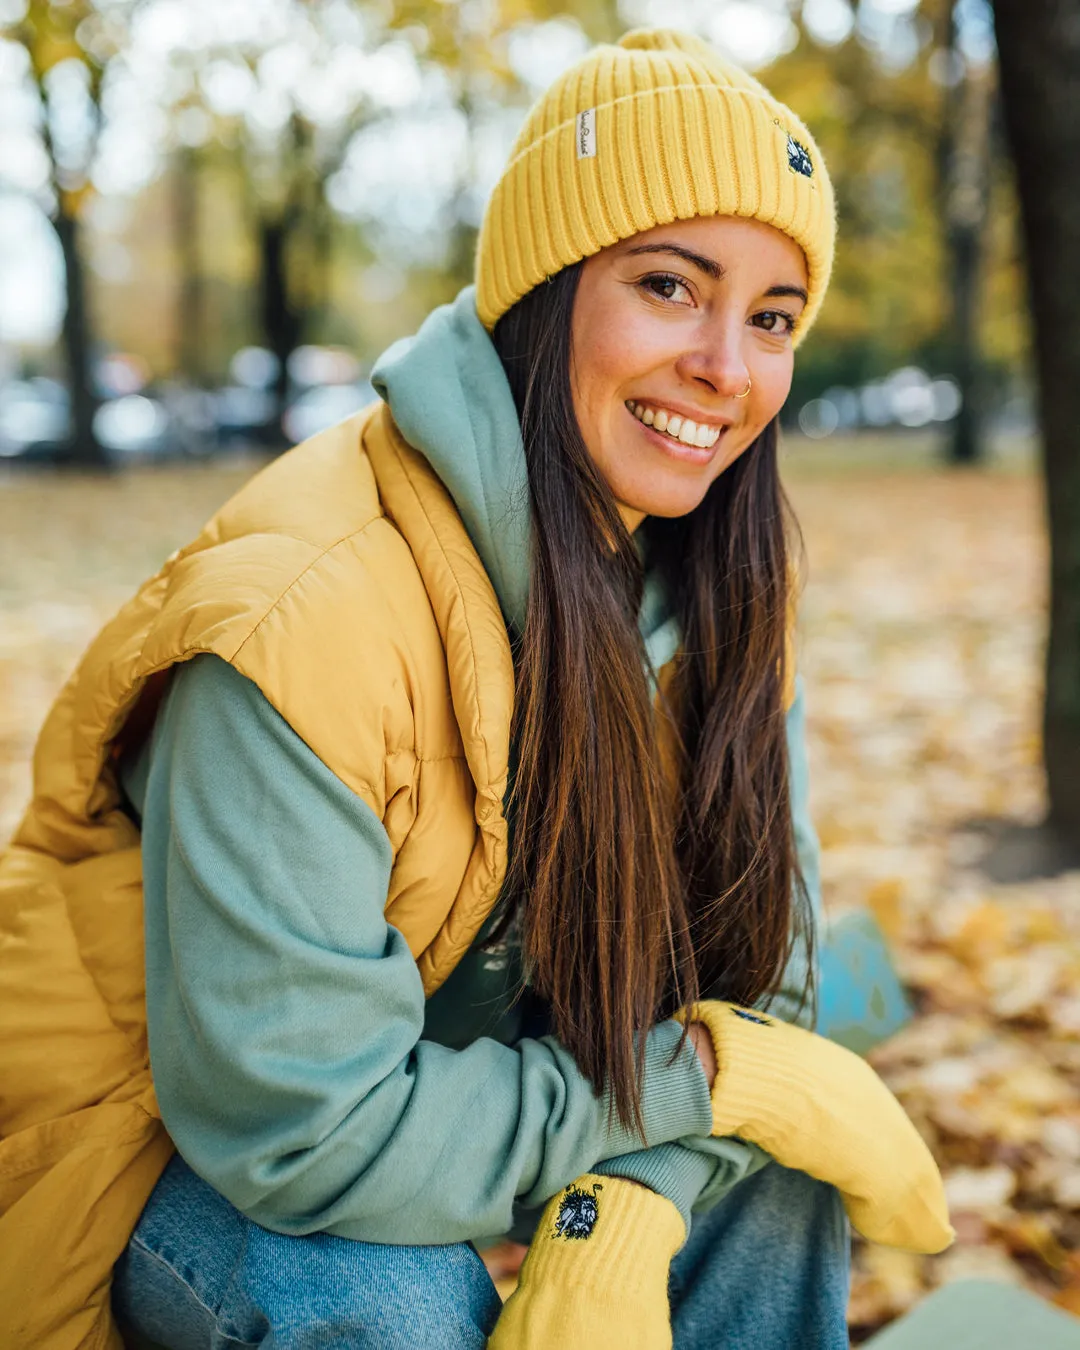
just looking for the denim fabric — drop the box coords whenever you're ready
[114,1155,850,1349]
[669,1159,851,1350]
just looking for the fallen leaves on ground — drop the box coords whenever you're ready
[1,447,1077,1339]
[786,454,1080,1339]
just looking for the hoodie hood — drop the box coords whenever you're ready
[372,286,531,636]
[371,285,681,676]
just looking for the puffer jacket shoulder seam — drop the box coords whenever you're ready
[227,513,385,666]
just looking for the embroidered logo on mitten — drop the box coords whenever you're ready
[554,1182,602,1239]
[731,1008,772,1026]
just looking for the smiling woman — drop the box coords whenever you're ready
[0,25,953,1350]
[571,218,809,528]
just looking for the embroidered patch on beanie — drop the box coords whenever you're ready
[731,1008,773,1026]
[787,134,814,178]
[554,1181,603,1239]
[774,118,814,179]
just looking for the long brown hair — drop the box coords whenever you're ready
[492,262,814,1130]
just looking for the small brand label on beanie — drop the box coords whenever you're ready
[576,108,596,159]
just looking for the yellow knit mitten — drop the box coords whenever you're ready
[487,1175,683,1350]
[684,1001,954,1254]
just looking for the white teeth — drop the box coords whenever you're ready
[628,401,722,450]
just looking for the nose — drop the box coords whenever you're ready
[675,318,750,400]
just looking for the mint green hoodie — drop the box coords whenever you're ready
[126,288,819,1244]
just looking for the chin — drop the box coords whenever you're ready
[616,479,712,523]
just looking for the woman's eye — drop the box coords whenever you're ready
[641,273,692,304]
[753,310,796,336]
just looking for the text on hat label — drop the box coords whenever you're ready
[576,108,597,159]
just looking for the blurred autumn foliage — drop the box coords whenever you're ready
[786,450,1080,1337]
[1,0,1028,454]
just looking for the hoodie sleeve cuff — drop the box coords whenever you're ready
[629,1018,715,1148]
[594,1144,716,1237]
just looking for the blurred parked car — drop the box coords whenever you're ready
[0,379,71,461]
[92,394,173,461]
[212,385,279,446]
[797,367,966,439]
[286,345,362,389]
[217,345,374,447]
[210,346,282,447]
[283,381,375,445]
[1,345,379,464]
[0,378,209,465]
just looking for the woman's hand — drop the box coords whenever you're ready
[487,1175,683,1350]
[687,1020,717,1087]
[683,1001,954,1255]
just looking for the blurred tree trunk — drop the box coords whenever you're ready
[20,0,108,468]
[53,204,103,467]
[307,195,334,336]
[939,3,995,465]
[254,115,311,444]
[257,210,303,441]
[174,146,206,386]
[992,0,1080,836]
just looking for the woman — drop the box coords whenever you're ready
[0,28,951,1350]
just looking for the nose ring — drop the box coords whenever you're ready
[734,378,752,400]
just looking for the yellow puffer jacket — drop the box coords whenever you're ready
[0,403,518,1349]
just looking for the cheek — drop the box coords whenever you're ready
[748,358,794,426]
[571,338,632,462]
[571,311,614,433]
[574,335,622,423]
[716,357,791,475]
[572,296,668,427]
[576,312,637,404]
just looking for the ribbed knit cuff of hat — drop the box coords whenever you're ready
[475,28,836,341]
[487,1175,684,1350]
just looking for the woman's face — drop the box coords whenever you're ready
[569,215,809,533]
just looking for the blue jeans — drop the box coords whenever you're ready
[113,1155,850,1349]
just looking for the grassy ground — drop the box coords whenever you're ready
[1,433,1077,1337]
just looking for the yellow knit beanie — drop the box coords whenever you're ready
[475,28,835,346]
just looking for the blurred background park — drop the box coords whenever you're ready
[1,0,1079,1341]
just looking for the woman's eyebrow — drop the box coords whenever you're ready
[624,242,723,279]
[765,284,809,306]
[624,244,809,307]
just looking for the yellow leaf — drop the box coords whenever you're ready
[947,902,1011,965]
[866,877,904,942]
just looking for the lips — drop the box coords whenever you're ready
[625,400,722,449]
